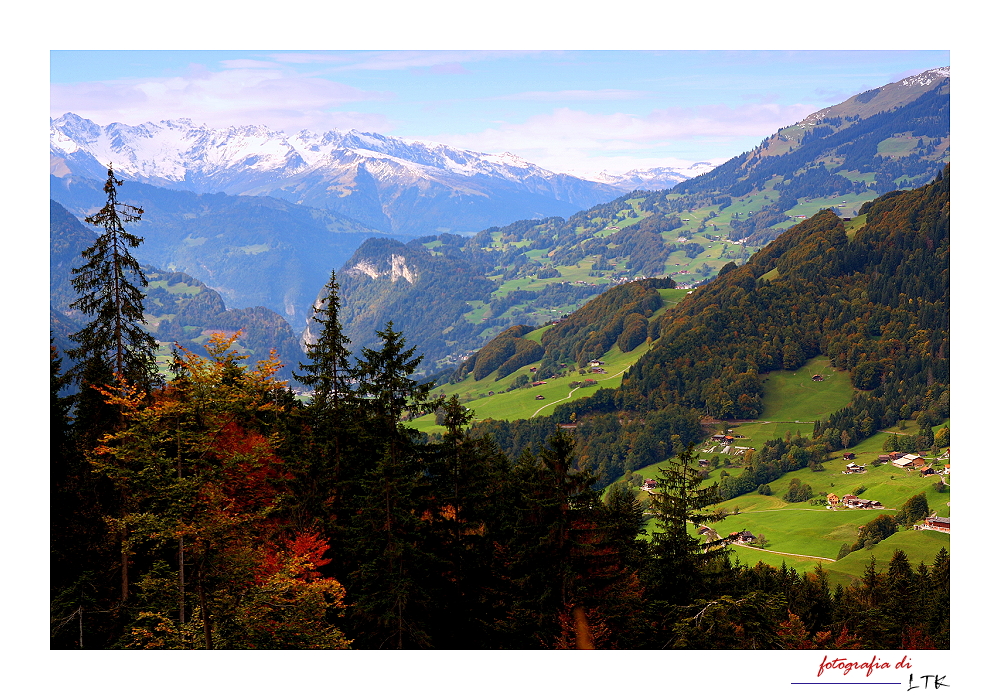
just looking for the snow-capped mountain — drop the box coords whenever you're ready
[583,163,721,192]
[51,114,682,237]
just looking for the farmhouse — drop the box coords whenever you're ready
[730,530,757,545]
[841,494,883,509]
[920,465,936,477]
[842,452,856,460]
[827,493,840,506]
[812,374,824,381]
[920,516,950,532]
[892,453,926,469]
[534,395,545,400]
[857,499,883,509]
[843,463,866,474]
[642,479,657,492]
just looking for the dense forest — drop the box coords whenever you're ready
[469,169,948,490]
[51,169,948,650]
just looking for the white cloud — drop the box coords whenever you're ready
[420,101,817,172]
[278,50,541,72]
[50,66,395,133]
[496,89,649,101]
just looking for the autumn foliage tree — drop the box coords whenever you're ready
[52,171,951,651]
[90,333,351,649]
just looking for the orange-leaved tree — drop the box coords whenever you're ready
[92,333,350,649]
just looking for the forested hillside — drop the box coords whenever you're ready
[328,69,949,374]
[52,166,948,650]
[469,170,949,491]
[315,237,500,366]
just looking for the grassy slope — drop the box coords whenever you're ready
[603,355,949,586]
[713,391,951,585]
[461,196,764,333]
[412,340,647,433]
[410,288,691,433]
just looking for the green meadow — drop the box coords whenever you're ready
[758,356,855,422]
[410,288,691,433]
[409,341,649,433]
[606,353,949,585]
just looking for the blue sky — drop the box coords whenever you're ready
[50,49,948,176]
[14,0,990,692]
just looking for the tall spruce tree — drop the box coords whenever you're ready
[292,269,356,530]
[646,446,730,605]
[295,269,354,416]
[343,322,442,648]
[67,165,158,429]
[64,166,160,605]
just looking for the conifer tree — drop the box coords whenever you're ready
[646,446,730,605]
[342,322,442,648]
[355,320,433,431]
[67,165,158,430]
[295,269,354,416]
[291,269,356,530]
[61,166,158,606]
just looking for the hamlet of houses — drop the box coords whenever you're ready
[702,432,753,457]
[827,493,884,509]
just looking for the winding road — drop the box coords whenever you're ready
[530,366,630,418]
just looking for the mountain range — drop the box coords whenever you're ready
[51,67,949,379]
[50,114,679,238]
[314,67,949,374]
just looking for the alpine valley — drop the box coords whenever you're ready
[307,67,950,374]
[50,68,950,377]
[51,64,950,652]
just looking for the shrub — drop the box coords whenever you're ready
[784,478,814,503]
